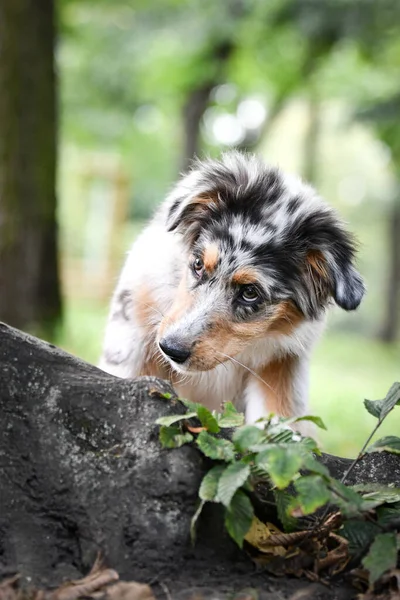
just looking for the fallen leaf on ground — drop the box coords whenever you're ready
[99,582,155,600]
[0,559,155,600]
[245,517,286,555]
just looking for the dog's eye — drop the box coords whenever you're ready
[239,285,260,304]
[192,257,204,278]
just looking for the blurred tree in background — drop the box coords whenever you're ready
[0,0,62,338]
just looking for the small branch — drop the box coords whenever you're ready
[313,406,393,532]
[340,419,383,485]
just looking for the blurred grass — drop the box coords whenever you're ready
[58,299,400,459]
[309,333,400,457]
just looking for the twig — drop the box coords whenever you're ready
[313,388,400,532]
[340,419,383,485]
[159,582,172,600]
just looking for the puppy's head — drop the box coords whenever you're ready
[158,152,365,372]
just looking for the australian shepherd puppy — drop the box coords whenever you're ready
[98,152,365,426]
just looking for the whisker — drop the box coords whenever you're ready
[216,350,274,393]
[134,300,166,320]
[174,372,191,386]
[214,356,228,372]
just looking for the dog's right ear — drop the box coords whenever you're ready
[166,192,219,245]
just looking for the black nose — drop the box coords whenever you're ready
[159,339,191,364]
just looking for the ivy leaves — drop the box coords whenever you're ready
[156,382,400,590]
[364,382,400,421]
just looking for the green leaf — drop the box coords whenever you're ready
[233,425,265,452]
[302,454,330,479]
[367,435,400,455]
[199,465,226,501]
[224,490,254,548]
[293,475,331,515]
[380,381,400,416]
[364,398,384,419]
[179,398,203,413]
[156,412,197,426]
[329,480,365,517]
[294,415,327,430]
[218,402,245,428]
[256,444,304,489]
[300,437,321,455]
[364,382,400,421]
[217,462,251,507]
[158,392,173,400]
[351,483,400,506]
[340,520,381,556]
[190,499,205,544]
[196,405,220,433]
[196,431,236,461]
[159,425,193,448]
[362,532,398,584]
[274,489,298,532]
[267,428,297,444]
[376,502,400,527]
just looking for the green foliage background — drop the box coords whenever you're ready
[56,0,400,458]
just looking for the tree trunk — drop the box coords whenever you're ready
[181,82,215,171]
[379,196,400,342]
[302,92,321,185]
[0,0,62,339]
[236,97,285,154]
[180,40,236,173]
[1,322,400,597]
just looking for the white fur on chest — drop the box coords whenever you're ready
[173,360,245,412]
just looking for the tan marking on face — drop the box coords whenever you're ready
[188,301,303,371]
[186,318,267,371]
[231,268,259,285]
[158,269,193,337]
[257,355,297,417]
[203,243,219,273]
[268,301,304,336]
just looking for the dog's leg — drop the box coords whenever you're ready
[98,284,147,378]
[98,245,164,379]
[244,354,312,434]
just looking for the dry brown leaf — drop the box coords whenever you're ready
[245,518,286,556]
[321,511,342,532]
[0,576,19,600]
[49,568,119,600]
[253,547,313,577]
[357,568,400,600]
[185,426,206,434]
[265,530,316,548]
[247,511,351,583]
[315,534,349,575]
[231,590,258,600]
[100,582,155,600]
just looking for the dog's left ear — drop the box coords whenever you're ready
[305,232,365,312]
[166,192,220,245]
